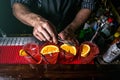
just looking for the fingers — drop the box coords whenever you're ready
[38,28,52,41]
[58,30,79,45]
[58,31,66,40]
[33,20,57,43]
[58,31,71,40]
[42,21,58,43]
[33,28,46,41]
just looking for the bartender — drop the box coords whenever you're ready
[10,0,95,44]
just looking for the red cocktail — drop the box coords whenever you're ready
[22,43,42,64]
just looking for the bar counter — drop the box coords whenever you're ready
[0,37,120,79]
[0,64,120,79]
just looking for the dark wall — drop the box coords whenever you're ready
[0,0,32,36]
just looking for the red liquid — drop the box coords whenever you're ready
[22,43,42,64]
[42,53,59,64]
[79,41,99,64]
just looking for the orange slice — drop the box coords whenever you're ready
[40,45,60,55]
[19,49,28,56]
[60,43,77,55]
[81,44,90,57]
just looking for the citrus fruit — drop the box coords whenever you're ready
[19,49,28,56]
[81,44,90,57]
[60,43,77,55]
[40,45,60,55]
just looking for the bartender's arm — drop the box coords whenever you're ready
[12,3,58,43]
[59,8,92,41]
[11,0,95,44]
[59,0,94,41]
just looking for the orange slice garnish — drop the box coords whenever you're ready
[19,49,28,56]
[60,43,77,55]
[81,44,90,57]
[40,45,59,55]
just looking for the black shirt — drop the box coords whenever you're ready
[10,0,95,32]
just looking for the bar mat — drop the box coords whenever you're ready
[0,46,28,64]
[0,46,94,64]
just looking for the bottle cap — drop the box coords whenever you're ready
[107,18,113,23]
[114,32,120,38]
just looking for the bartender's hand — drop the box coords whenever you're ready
[33,17,58,44]
[12,3,58,44]
[58,26,79,45]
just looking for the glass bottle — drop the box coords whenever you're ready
[102,41,120,63]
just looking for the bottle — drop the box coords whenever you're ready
[101,17,113,38]
[102,41,120,63]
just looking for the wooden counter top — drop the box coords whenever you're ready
[0,64,120,79]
